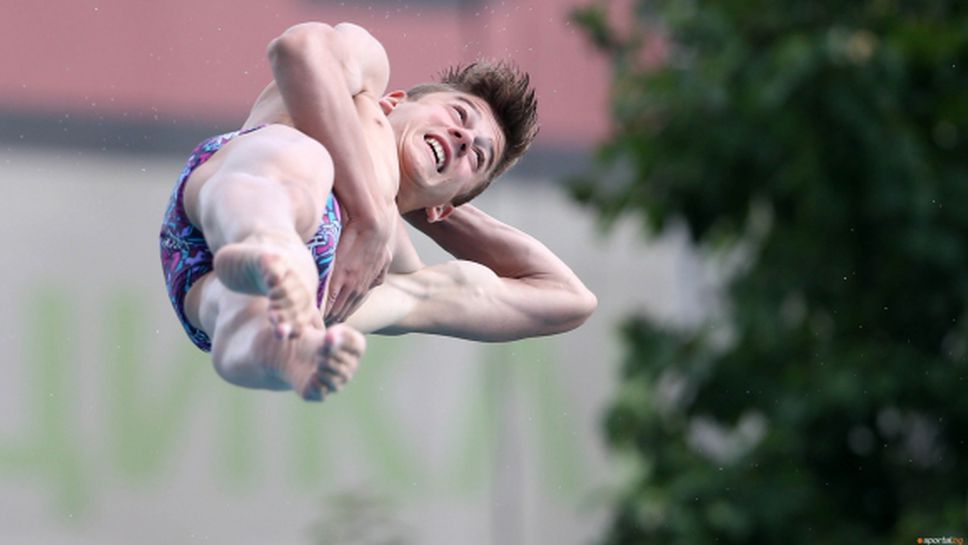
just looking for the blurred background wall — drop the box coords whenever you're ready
[0,0,618,156]
[0,1,699,544]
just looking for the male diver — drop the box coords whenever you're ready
[160,22,596,401]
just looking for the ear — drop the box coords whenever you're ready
[424,203,455,223]
[379,90,407,115]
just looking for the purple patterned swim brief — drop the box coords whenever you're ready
[159,126,341,352]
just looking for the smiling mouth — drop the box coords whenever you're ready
[425,135,446,172]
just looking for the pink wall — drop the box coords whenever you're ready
[1,0,611,148]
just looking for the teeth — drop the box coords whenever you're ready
[427,137,444,170]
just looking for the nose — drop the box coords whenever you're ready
[449,127,471,157]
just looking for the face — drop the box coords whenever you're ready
[384,90,506,216]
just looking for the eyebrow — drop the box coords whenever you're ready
[456,96,497,172]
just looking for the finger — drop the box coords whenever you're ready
[371,259,389,288]
[333,289,365,324]
[371,267,388,289]
[325,285,345,322]
[338,288,367,322]
[331,284,356,322]
[379,250,391,284]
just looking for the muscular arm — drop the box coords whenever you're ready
[264,22,396,320]
[346,205,597,341]
[266,22,390,200]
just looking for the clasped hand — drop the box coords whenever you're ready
[325,212,393,324]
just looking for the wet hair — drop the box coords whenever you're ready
[407,60,539,206]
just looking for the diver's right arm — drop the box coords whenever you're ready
[258,22,396,322]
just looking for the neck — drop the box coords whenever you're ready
[394,192,423,215]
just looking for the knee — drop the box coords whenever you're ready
[272,126,334,192]
[301,136,334,188]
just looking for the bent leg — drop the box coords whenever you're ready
[189,273,365,400]
[189,124,335,252]
[187,125,336,338]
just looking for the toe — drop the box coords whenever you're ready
[276,322,292,339]
[301,386,323,402]
[298,374,328,402]
[317,370,340,393]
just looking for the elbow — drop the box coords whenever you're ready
[547,285,597,335]
[267,22,334,63]
[570,287,598,328]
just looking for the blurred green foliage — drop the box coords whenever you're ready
[572,1,968,543]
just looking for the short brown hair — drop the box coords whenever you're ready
[407,60,539,206]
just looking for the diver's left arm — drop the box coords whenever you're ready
[345,206,597,341]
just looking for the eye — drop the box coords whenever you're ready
[474,148,485,170]
[454,105,467,124]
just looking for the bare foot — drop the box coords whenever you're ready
[258,323,365,401]
[214,240,321,339]
[296,324,366,402]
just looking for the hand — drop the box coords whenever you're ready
[325,216,392,324]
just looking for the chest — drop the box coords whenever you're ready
[353,94,400,196]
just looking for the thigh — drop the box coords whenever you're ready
[184,124,336,242]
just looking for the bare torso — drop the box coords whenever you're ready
[179,81,418,327]
[184,81,400,233]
